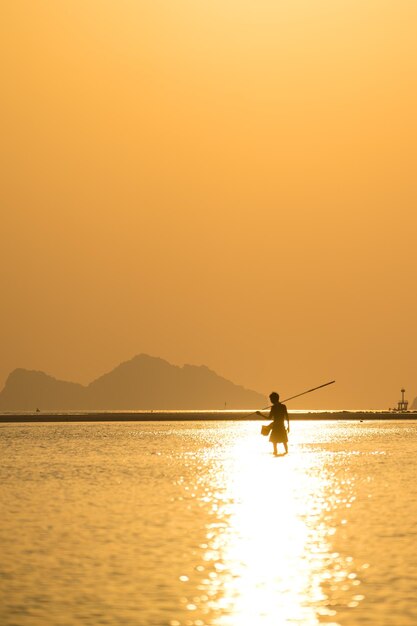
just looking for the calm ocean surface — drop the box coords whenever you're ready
[1,420,417,626]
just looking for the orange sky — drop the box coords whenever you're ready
[1,1,416,408]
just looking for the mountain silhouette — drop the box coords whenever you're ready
[0,354,265,411]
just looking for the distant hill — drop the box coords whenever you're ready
[0,354,265,411]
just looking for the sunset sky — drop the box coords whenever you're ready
[1,1,416,409]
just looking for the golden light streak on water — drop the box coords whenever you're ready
[193,427,362,625]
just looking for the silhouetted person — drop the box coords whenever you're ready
[258,392,290,456]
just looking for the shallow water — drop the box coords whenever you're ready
[1,420,416,626]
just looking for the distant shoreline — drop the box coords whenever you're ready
[1,410,417,423]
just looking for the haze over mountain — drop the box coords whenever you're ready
[0,354,265,411]
[2,3,417,412]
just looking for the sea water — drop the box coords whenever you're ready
[1,420,416,626]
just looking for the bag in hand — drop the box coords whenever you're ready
[261,423,273,436]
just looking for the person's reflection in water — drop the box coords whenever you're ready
[258,392,290,456]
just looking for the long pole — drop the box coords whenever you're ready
[243,380,336,418]
[281,380,336,403]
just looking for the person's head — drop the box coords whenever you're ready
[269,392,279,404]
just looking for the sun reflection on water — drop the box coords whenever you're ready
[188,428,363,626]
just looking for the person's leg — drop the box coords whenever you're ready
[283,441,288,454]
[273,442,278,455]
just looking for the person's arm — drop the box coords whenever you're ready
[256,408,272,419]
[285,405,290,432]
